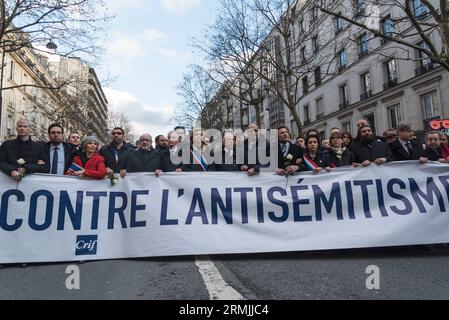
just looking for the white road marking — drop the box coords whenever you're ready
[195,256,245,300]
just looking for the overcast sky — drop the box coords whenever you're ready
[98,0,219,141]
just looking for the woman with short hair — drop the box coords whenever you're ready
[67,136,106,179]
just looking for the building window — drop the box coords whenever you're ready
[412,0,429,19]
[360,72,371,99]
[335,14,344,34]
[388,104,402,129]
[300,46,306,64]
[298,19,304,34]
[314,66,321,87]
[9,61,14,80]
[342,121,351,133]
[384,58,398,89]
[415,41,433,75]
[421,92,437,120]
[304,105,310,123]
[302,76,309,95]
[380,15,394,45]
[354,0,365,15]
[381,15,394,37]
[338,49,347,71]
[316,97,324,119]
[310,6,318,24]
[358,33,369,57]
[364,113,376,133]
[312,35,319,52]
[290,119,298,138]
[339,83,349,109]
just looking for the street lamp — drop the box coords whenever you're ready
[45,40,58,50]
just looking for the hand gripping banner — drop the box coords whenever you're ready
[1,161,449,263]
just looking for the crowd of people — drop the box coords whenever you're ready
[1,117,448,183]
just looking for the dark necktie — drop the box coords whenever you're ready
[406,142,412,156]
[51,147,59,174]
[281,143,288,157]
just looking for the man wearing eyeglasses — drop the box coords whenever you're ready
[100,127,135,175]
[45,123,76,175]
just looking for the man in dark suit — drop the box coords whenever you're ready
[120,134,162,177]
[45,123,76,175]
[276,126,303,175]
[0,118,49,180]
[100,127,135,175]
[162,131,183,172]
[216,131,240,171]
[389,122,427,162]
[351,125,394,166]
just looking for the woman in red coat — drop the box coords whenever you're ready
[67,136,106,179]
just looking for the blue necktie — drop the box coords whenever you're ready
[51,147,59,174]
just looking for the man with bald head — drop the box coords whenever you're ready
[120,134,163,177]
[0,118,49,180]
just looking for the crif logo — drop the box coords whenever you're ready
[75,235,98,256]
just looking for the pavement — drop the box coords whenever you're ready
[1,246,449,300]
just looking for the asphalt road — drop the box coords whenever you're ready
[1,246,449,300]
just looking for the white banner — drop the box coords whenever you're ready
[1,161,449,263]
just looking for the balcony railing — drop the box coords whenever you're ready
[415,62,434,76]
[339,101,350,110]
[358,50,369,59]
[338,64,347,73]
[303,119,310,126]
[360,90,372,101]
[383,78,398,90]
[316,112,324,120]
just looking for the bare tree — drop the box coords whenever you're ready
[175,64,222,130]
[318,0,449,72]
[194,0,269,127]
[193,0,337,136]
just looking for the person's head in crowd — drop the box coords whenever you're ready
[306,129,319,137]
[4,134,17,141]
[223,131,234,151]
[81,136,100,155]
[139,134,152,151]
[306,135,320,153]
[68,132,81,147]
[440,133,448,146]
[330,127,341,136]
[135,139,141,149]
[247,123,259,143]
[295,136,305,149]
[383,129,398,144]
[426,131,441,150]
[174,126,186,143]
[203,135,210,145]
[321,139,330,149]
[48,123,64,146]
[16,118,32,140]
[341,131,353,147]
[190,127,204,150]
[155,134,168,151]
[356,119,369,130]
[397,122,414,142]
[330,132,343,149]
[167,131,179,149]
[111,127,125,146]
[359,125,375,143]
[277,126,291,143]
